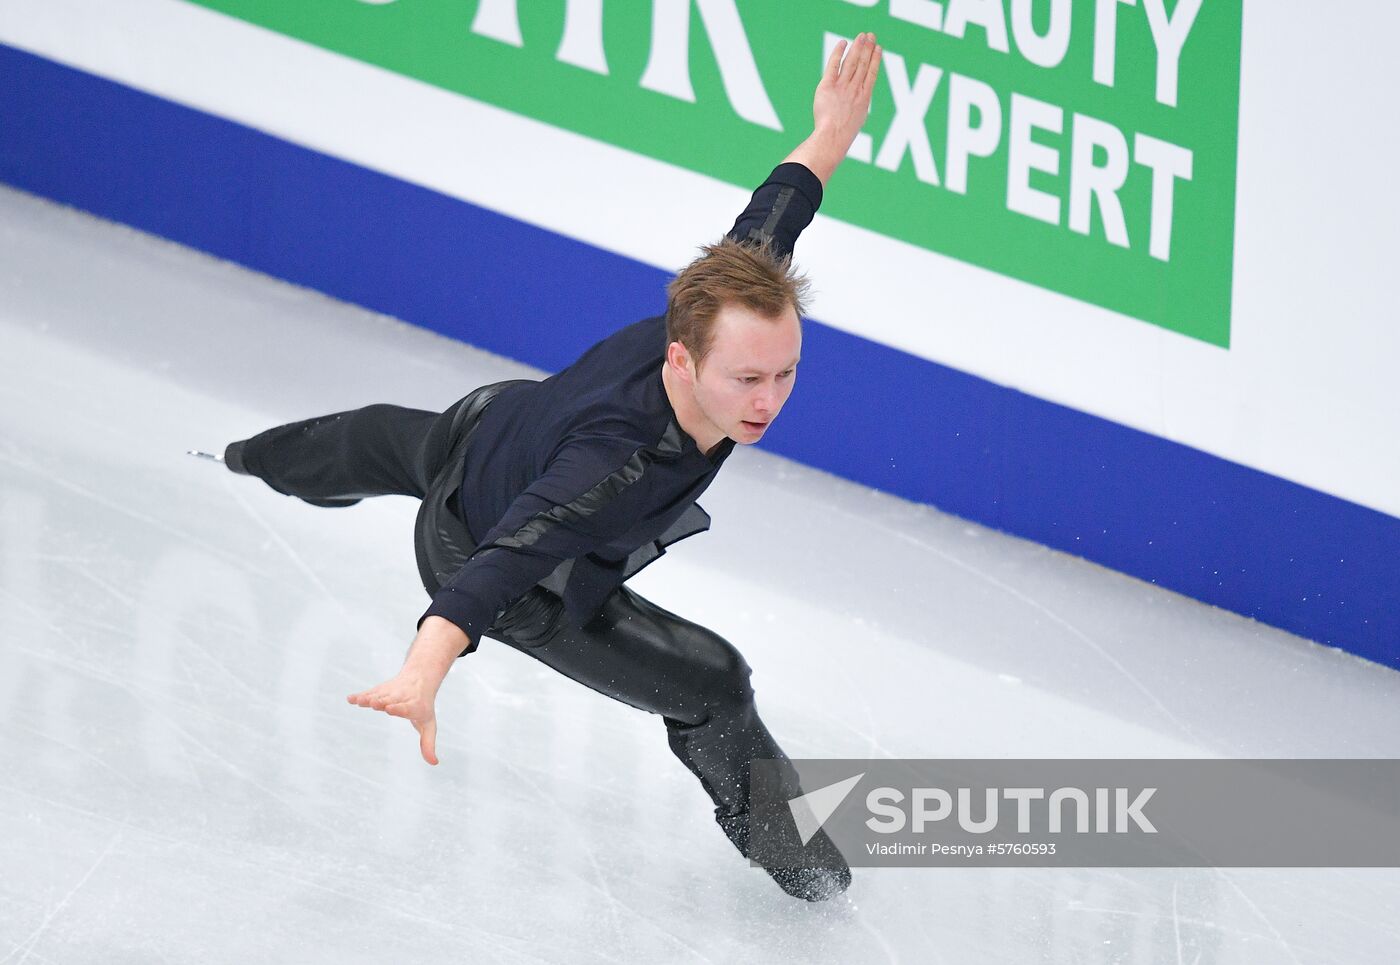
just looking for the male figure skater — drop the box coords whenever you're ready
[214,33,882,900]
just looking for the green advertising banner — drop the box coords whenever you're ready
[184,0,1241,346]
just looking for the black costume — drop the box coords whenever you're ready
[225,162,849,900]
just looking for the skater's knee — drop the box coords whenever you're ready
[690,631,756,709]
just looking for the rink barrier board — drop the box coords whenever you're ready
[2,44,1394,668]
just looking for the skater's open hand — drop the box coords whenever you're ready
[783,31,882,184]
[813,32,882,155]
[346,617,469,765]
[347,666,443,765]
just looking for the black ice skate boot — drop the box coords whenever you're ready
[716,809,852,902]
[212,441,362,508]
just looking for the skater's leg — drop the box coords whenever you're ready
[228,402,459,505]
[488,585,850,899]
[494,584,782,812]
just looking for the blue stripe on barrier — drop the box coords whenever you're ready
[2,43,1395,667]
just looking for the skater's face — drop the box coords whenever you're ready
[683,302,801,446]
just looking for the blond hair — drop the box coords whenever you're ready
[665,237,810,371]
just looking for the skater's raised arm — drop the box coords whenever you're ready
[725,32,881,260]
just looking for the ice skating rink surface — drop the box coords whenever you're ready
[3,185,1399,963]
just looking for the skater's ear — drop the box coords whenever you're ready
[665,339,699,383]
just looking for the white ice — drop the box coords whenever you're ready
[2,184,1399,964]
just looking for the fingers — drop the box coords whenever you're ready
[842,32,876,88]
[347,687,393,711]
[823,37,846,86]
[347,682,414,714]
[346,688,379,707]
[417,718,439,766]
[862,41,883,99]
[349,693,416,722]
[348,681,440,765]
[836,33,862,86]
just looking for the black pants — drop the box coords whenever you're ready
[230,394,796,824]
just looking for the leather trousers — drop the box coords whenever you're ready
[228,383,793,819]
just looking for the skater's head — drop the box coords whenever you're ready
[664,238,808,448]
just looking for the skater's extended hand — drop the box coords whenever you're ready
[347,616,469,766]
[784,31,882,185]
[814,31,882,154]
[347,668,442,764]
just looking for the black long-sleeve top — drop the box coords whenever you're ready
[420,162,824,649]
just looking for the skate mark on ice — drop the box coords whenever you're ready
[11,627,715,946]
[0,830,121,965]
[488,751,721,965]
[1065,898,1309,956]
[10,721,140,792]
[1172,880,1209,965]
[221,474,357,609]
[7,636,453,824]
[220,475,402,685]
[1210,870,1305,965]
[850,905,906,964]
[0,445,255,573]
[8,637,347,841]
[825,501,1202,744]
[0,587,63,633]
[69,565,139,610]
[0,781,541,956]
